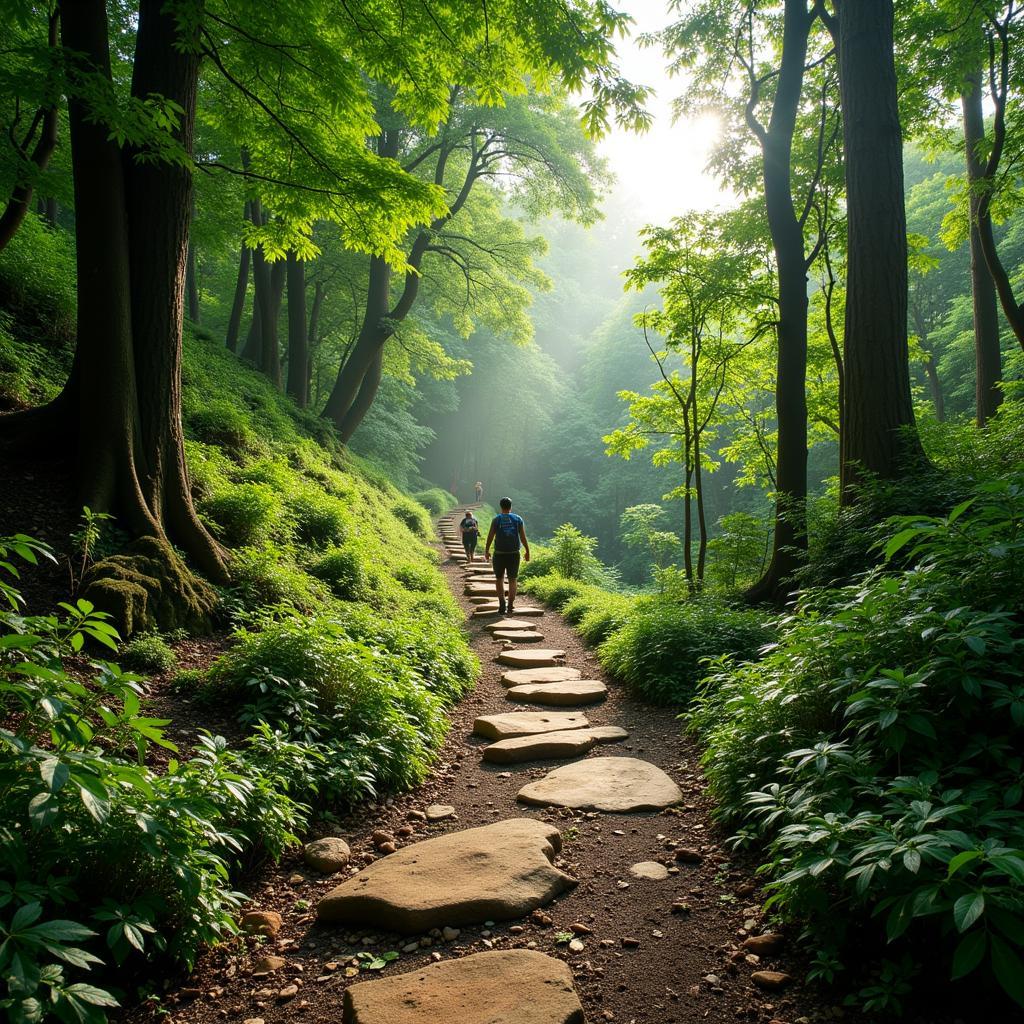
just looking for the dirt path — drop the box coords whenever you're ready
[138,528,825,1024]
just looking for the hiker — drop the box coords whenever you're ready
[459,509,480,562]
[474,480,483,502]
[484,496,530,614]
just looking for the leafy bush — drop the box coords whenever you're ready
[689,478,1024,1009]
[284,488,350,548]
[120,632,177,674]
[548,523,603,580]
[0,543,307,1023]
[204,614,459,790]
[391,497,431,537]
[561,587,636,644]
[412,487,457,515]
[521,572,586,609]
[392,562,437,593]
[201,483,282,548]
[598,596,771,705]
[309,546,371,602]
[187,399,254,457]
[228,544,327,613]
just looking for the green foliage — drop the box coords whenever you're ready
[411,487,457,515]
[559,587,635,645]
[547,523,608,583]
[521,572,586,610]
[200,484,282,548]
[0,548,308,1023]
[203,612,470,791]
[227,544,328,615]
[119,632,177,674]
[390,497,431,538]
[598,596,771,705]
[689,478,1024,1006]
[308,546,370,602]
[186,400,254,458]
[284,488,350,548]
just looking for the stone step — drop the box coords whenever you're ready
[485,618,539,632]
[473,711,589,740]
[482,725,628,765]
[506,680,607,706]
[317,819,574,932]
[500,666,581,687]
[497,648,566,667]
[517,757,683,813]
[473,605,543,617]
[341,949,585,1024]
[493,630,545,643]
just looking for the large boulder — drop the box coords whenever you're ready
[317,819,575,932]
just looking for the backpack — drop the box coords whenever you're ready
[493,513,522,553]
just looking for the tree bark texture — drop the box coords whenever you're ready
[286,251,308,407]
[743,0,811,603]
[225,201,250,352]
[836,0,924,499]
[0,0,226,585]
[962,70,1003,425]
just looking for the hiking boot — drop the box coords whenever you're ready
[498,599,507,614]
[507,601,515,615]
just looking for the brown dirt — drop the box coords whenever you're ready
[128,538,831,1024]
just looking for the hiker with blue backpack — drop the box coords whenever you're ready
[484,496,531,615]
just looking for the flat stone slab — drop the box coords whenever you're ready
[425,803,455,821]
[506,681,607,706]
[474,605,544,618]
[629,861,669,881]
[318,819,575,932]
[474,711,590,740]
[485,618,538,631]
[342,949,584,1024]
[497,648,566,667]
[493,630,545,643]
[501,667,582,687]
[517,757,683,813]
[482,726,628,765]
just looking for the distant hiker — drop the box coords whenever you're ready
[460,509,480,562]
[474,480,483,502]
[485,496,530,614]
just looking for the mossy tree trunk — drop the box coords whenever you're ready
[0,0,226,616]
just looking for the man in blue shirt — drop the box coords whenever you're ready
[484,496,530,615]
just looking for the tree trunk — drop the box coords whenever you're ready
[339,348,383,442]
[185,241,200,323]
[263,257,285,385]
[306,278,324,402]
[123,0,225,579]
[323,254,391,427]
[0,10,60,253]
[286,251,308,407]
[742,0,811,604]
[225,201,250,352]
[922,353,945,422]
[962,70,1003,425]
[837,0,925,500]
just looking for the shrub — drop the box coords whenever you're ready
[205,614,454,790]
[187,399,254,457]
[309,546,370,602]
[201,483,283,548]
[391,496,431,537]
[689,477,1024,1010]
[229,544,327,613]
[549,523,603,580]
[120,631,177,673]
[285,488,350,548]
[392,562,437,592]
[560,587,636,645]
[522,572,586,609]
[598,596,771,705]
[412,487,457,515]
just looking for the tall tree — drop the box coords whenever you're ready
[322,91,607,442]
[835,0,925,497]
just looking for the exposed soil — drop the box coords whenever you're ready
[126,533,833,1024]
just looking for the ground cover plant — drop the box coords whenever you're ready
[690,477,1024,1011]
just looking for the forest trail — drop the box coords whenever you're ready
[141,512,823,1024]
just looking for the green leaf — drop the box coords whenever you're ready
[10,902,43,931]
[950,930,986,980]
[40,758,69,793]
[64,984,120,1008]
[946,850,983,877]
[991,935,1024,1007]
[953,892,985,933]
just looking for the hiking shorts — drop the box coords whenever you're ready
[463,534,478,553]
[492,550,521,580]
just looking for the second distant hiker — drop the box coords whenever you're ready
[485,496,530,614]
[460,509,480,562]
